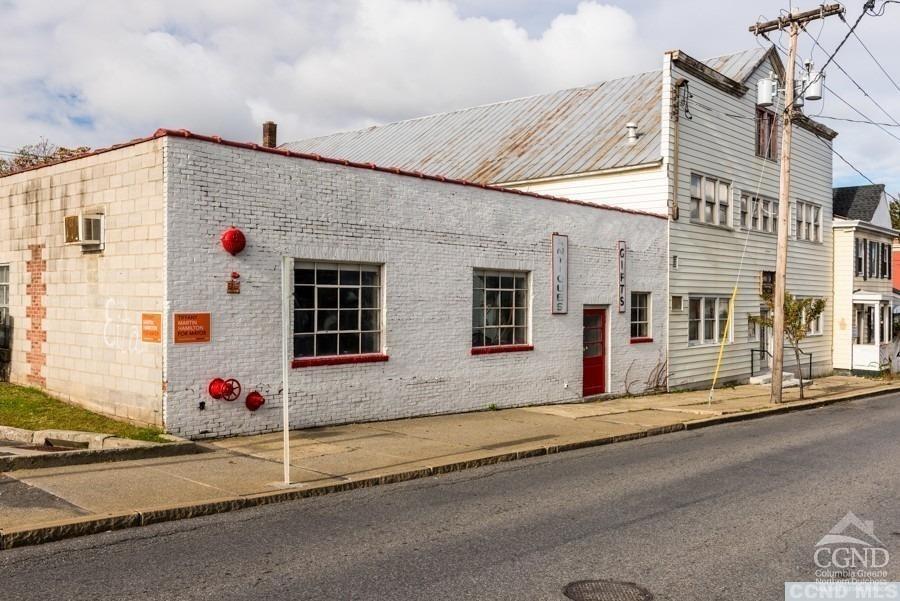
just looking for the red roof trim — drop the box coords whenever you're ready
[0,128,666,220]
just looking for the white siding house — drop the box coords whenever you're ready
[285,46,838,390]
[832,185,898,374]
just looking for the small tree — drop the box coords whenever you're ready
[0,138,91,176]
[890,199,900,230]
[753,291,826,400]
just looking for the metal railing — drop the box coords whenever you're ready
[750,346,813,380]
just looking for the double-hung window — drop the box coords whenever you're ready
[855,238,865,276]
[690,174,731,227]
[630,292,651,340]
[801,302,823,336]
[688,297,732,345]
[741,194,777,233]
[0,265,8,321]
[293,262,382,358]
[795,201,822,242]
[472,270,529,348]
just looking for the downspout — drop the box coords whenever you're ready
[665,76,687,392]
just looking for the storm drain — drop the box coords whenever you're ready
[563,580,653,601]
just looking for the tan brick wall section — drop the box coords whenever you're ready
[0,140,166,425]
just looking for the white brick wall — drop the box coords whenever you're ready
[163,137,668,439]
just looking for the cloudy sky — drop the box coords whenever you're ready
[2,1,899,191]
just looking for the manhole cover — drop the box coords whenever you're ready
[563,580,653,601]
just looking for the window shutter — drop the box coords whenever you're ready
[790,203,797,238]
[887,244,894,280]
[863,239,868,280]
[854,238,859,275]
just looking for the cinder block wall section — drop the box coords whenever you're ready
[163,137,668,439]
[0,140,166,425]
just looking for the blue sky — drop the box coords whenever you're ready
[2,1,899,192]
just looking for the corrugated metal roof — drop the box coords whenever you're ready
[704,47,771,83]
[283,48,769,184]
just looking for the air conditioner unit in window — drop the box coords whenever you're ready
[65,215,103,246]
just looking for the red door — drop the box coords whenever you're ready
[583,308,606,396]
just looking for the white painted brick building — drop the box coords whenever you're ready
[0,130,666,439]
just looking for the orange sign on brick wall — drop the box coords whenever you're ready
[173,313,211,343]
[141,313,162,343]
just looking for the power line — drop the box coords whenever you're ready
[814,114,900,127]
[848,26,900,94]
[800,23,900,127]
[786,4,867,109]
[769,39,900,147]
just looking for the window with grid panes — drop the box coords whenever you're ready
[293,262,381,358]
[688,297,731,345]
[630,292,650,339]
[472,270,528,347]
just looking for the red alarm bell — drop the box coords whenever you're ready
[245,391,265,411]
[208,378,241,401]
[220,227,246,256]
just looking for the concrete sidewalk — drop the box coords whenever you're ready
[1,375,897,548]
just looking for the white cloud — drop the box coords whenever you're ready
[0,0,653,148]
[1,0,899,194]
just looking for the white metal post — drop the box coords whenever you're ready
[281,256,292,485]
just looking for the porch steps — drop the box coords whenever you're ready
[748,371,806,388]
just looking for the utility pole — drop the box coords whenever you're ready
[749,4,843,403]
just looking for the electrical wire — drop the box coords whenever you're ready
[848,27,900,94]
[814,114,900,127]
[769,40,900,147]
[800,25,900,127]
[787,5,869,110]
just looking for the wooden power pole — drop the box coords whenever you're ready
[749,4,844,403]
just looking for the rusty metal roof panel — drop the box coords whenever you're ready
[283,48,765,184]
[703,47,770,83]
[284,70,664,184]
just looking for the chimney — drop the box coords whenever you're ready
[262,121,277,148]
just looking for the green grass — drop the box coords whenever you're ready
[0,383,168,443]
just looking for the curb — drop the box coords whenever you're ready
[1,386,897,550]
[0,440,208,472]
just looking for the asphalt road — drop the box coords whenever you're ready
[2,394,899,601]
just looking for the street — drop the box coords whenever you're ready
[2,394,898,600]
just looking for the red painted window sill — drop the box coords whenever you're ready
[292,354,389,368]
[630,337,654,344]
[471,344,534,356]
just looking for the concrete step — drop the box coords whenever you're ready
[748,371,795,385]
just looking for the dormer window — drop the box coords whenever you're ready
[756,108,778,160]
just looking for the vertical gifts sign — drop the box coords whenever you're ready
[551,233,568,314]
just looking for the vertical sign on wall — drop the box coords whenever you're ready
[551,233,568,314]
[617,240,627,313]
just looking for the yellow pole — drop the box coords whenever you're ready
[708,286,738,405]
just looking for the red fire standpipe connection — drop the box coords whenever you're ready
[245,391,265,411]
[208,378,242,401]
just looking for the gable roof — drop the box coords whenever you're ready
[283,48,772,184]
[833,184,885,222]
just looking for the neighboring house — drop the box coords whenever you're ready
[285,46,837,388]
[0,129,666,439]
[832,184,898,374]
